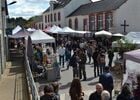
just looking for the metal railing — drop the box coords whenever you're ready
[25,55,40,100]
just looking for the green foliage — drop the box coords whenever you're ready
[117,39,136,51]
[7,17,27,28]
[115,39,137,59]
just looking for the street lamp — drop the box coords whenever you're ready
[8,1,17,5]
[6,0,17,59]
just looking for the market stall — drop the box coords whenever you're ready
[123,49,140,90]
[30,30,55,44]
[29,30,60,82]
[95,30,112,37]
[12,25,22,35]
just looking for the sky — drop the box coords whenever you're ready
[7,0,101,20]
[7,0,50,20]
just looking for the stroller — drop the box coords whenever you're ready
[30,61,47,81]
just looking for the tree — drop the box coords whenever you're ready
[7,17,27,28]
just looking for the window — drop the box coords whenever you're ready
[105,13,113,31]
[42,23,43,29]
[54,13,56,21]
[83,19,88,31]
[39,24,41,29]
[45,15,47,23]
[97,14,103,31]
[74,18,78,30]
[58,12,61,21]
[48,15,50,22]
[89,15,95,31]
[69,19,72,28]
[51,13,53,22]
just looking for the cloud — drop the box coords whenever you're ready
[7,0,50,19]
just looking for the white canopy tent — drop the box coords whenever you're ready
[27,28,36,32]
[112,33,124,37]
[43,26,52,32]
[74,30,91,37]
[123,49,140,86]
[58,26,91,36]
[12,25,22,35]
[30,30,55,44]
[95,30,112,36]
[75,30,91,34]
[48,25,62,33]
[58,27,76,34]
[125,32,140,44]
[9,29,30,38]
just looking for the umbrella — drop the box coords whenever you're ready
[95,30,112,36]
[26,36,33,64]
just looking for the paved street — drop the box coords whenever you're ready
[36,52,120,100]
[58,64,99,100]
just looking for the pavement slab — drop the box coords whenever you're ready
[0,57,29,100]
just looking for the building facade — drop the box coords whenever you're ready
[66,15,89,31]
[42,0,90,29]
[113,0,140,33]
[34,15,44,30]
[67,0,127,33]
[39,0,140,34]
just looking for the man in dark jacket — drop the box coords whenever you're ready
[108,48,114,67]
[78,49,87,81]
[69,51,79,78]
[99,66,114,100]
[93,48,99,77]
[89,83,103,100]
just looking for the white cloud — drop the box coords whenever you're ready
[7,0,50,19]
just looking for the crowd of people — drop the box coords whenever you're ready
[38,37,140,100]
[9,36,140,100]
[57,38,114,80]
[40,73,140,100]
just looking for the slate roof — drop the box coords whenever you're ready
[43,0,71,13]
[67,0,127,17]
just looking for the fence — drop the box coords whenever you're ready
[24,36,40,100]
